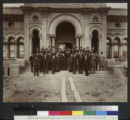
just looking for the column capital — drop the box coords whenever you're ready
[48,34,56,38]
[75,34,82,38]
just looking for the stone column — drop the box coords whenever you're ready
[52,36,55,48]
[98,34,102,55]
[84,14,90,48]
[76,37,78,48]
[39,33,42,50]
[24,14,30,60]
[41,14,47,48]
[15,44,17,58]
[101,14,107,58]
[119,45,123,59]
[89,34,92,50]
[80,37,82,48]
[111,45,114,58]
[29,33,32,54]
[76,36,80,49]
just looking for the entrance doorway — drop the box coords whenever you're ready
[32,29,40,54]
[58,43,73,49]
[91,30,99,53]
[56,22,75,49]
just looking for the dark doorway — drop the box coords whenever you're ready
[56,22,75,49]
[91,30,99,53]
[32,30,40,54]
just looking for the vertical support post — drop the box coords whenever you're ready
[79,37,80,49]
[84,15,90,48]
[111,45,114,58]
[101,14,107,58]
[41,14,47,48]
[52,37,55,48]
[76,37,78,49]
[120,45,123,59]
[24,14,30,60]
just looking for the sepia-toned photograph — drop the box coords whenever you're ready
[3,3,127,102]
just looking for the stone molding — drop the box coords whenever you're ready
[49,14,82,35]
[21,6,110,14]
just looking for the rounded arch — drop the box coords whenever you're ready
[107,37,111,43]
[5,33,15,41]
[122,34,127,40]
[49,14,82,35]
[113,35,122,43]
[30,25,41,35]
[15,34,24,41]
[89,26,102,38]
[107,33,114,42]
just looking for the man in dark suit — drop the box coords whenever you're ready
[51,53,56,74]
[33,54,40,76]
[84,51,90,76]
[72,52,78,74]
[56,52,60,72]
[29,54,34,72]
[78,51,85,74]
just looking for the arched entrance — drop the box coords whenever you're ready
[91,30,99,53]
[56,22,76,49]
[32,29,40,54]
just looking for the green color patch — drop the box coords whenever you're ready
[84,111,96,115]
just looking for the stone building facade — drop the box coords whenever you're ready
[3,3,127,75]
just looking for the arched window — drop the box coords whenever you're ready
[113,37,120,58]
[3,36,8,58]
[123,38,127,58]
[8,37,15,58]
[106,38,111,58]
[17,37,24,58]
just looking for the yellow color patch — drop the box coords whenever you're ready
[72,111,84,115]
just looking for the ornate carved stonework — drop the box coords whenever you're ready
[3,15,24,21]
[107,15,127,22]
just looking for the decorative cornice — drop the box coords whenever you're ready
[20,6,111,14]
[3,15,24,22]
[107,15,127,22]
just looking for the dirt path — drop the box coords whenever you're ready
[3,71,127,102]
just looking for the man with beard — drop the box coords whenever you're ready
[56,52,60,72]
[84,51,91,76]
[29,53,34,72]
[78,51,85,74]
[51,53,57,74]
[72,52,78,74]
[33,54,40,76]
[42,53,48,74]
[67,53,73,72]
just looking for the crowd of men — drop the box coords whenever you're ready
[29,47,105,76]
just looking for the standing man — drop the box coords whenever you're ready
[33,54,40,76]
[78,51,85,74]
[99,51,105,71]
[56,52,60,72]
[84,51,90,76]
[51,53,56,74]
[72,52,78,74]
[29,54,34,72]
[42,53,47,74]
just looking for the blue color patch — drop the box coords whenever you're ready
[96,111,107,115]
[107,111,118,115]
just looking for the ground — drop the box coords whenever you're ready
[3,69,127,102]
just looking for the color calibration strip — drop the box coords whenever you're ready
[37,111,118,116]
[14,106,118,120]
